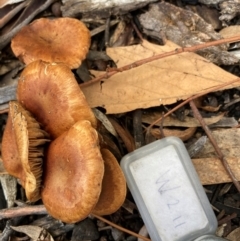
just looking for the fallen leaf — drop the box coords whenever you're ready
[150,127,197,141]
[226,227,240,241]
[11,225,54,241]
[220,26,240,38]
[142,111,225,127]
[82,40,239,114]
[193,157,240,185]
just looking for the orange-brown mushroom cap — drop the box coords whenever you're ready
[1,101,49,202]
[11,17,90,69]
[17,60,97,139]
[92,148,126,216]
[41,120,104,223]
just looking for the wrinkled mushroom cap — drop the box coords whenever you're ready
[41,120,104,223]
[17,60,97,139]
[1,101,49,201]
[11,17,90,69]
[92,148,126,216]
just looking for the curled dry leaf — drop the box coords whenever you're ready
[142,111,225,127]
[82,40,238,114]
[92,108,117,137]
[11,225,54,241]
[150,127,197,141]
[108,117,135,152]
[194,96,221,112]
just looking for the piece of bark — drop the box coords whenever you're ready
[138,2,238,65]
[0,174,17,208]
[195,128,240,159]
[219,0,240,25]
[0,69,18,105]
[199,0,240,26]
[186,4,222,30]
[61,0,157,18]
[198,0,224,5]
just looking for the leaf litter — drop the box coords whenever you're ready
[1,0,240,240]
[82,39,239,114]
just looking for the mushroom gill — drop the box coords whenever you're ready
[1,101,49,202]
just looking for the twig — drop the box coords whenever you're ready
[91,213,151,241]
[0,205,47,220]
[80,34,240,88]
[159,112,165,138]
[218,213,237,226]
[189,100,240,193]
[0,108,9,114]
[133,109,145,149]
[131,19,143,41]
[104,17,111,47]
[0,205,151,241]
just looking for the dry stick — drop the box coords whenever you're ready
[189,100,240,193]
[218,212,237,226]
[0,205,151,241]
[92,213,151,241]
[80,34,240,88]
[0,205,47,220]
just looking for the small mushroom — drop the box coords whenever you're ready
[1,101,49,202]
[41,120,104,223]
[17,60,97,139]
[11,17,90,69]
[92,148,126,216]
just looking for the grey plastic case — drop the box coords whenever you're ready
[120,137,217,241]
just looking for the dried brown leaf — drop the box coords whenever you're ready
[151,127,197,141]
[11,225,54,241]
[226,227,240,241]
[82,40,238,114]
[142,111,225,127]
[193,157,240,185]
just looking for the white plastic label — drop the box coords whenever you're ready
[129,145,208,241]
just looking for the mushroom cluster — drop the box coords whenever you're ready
[1,17,126,223]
